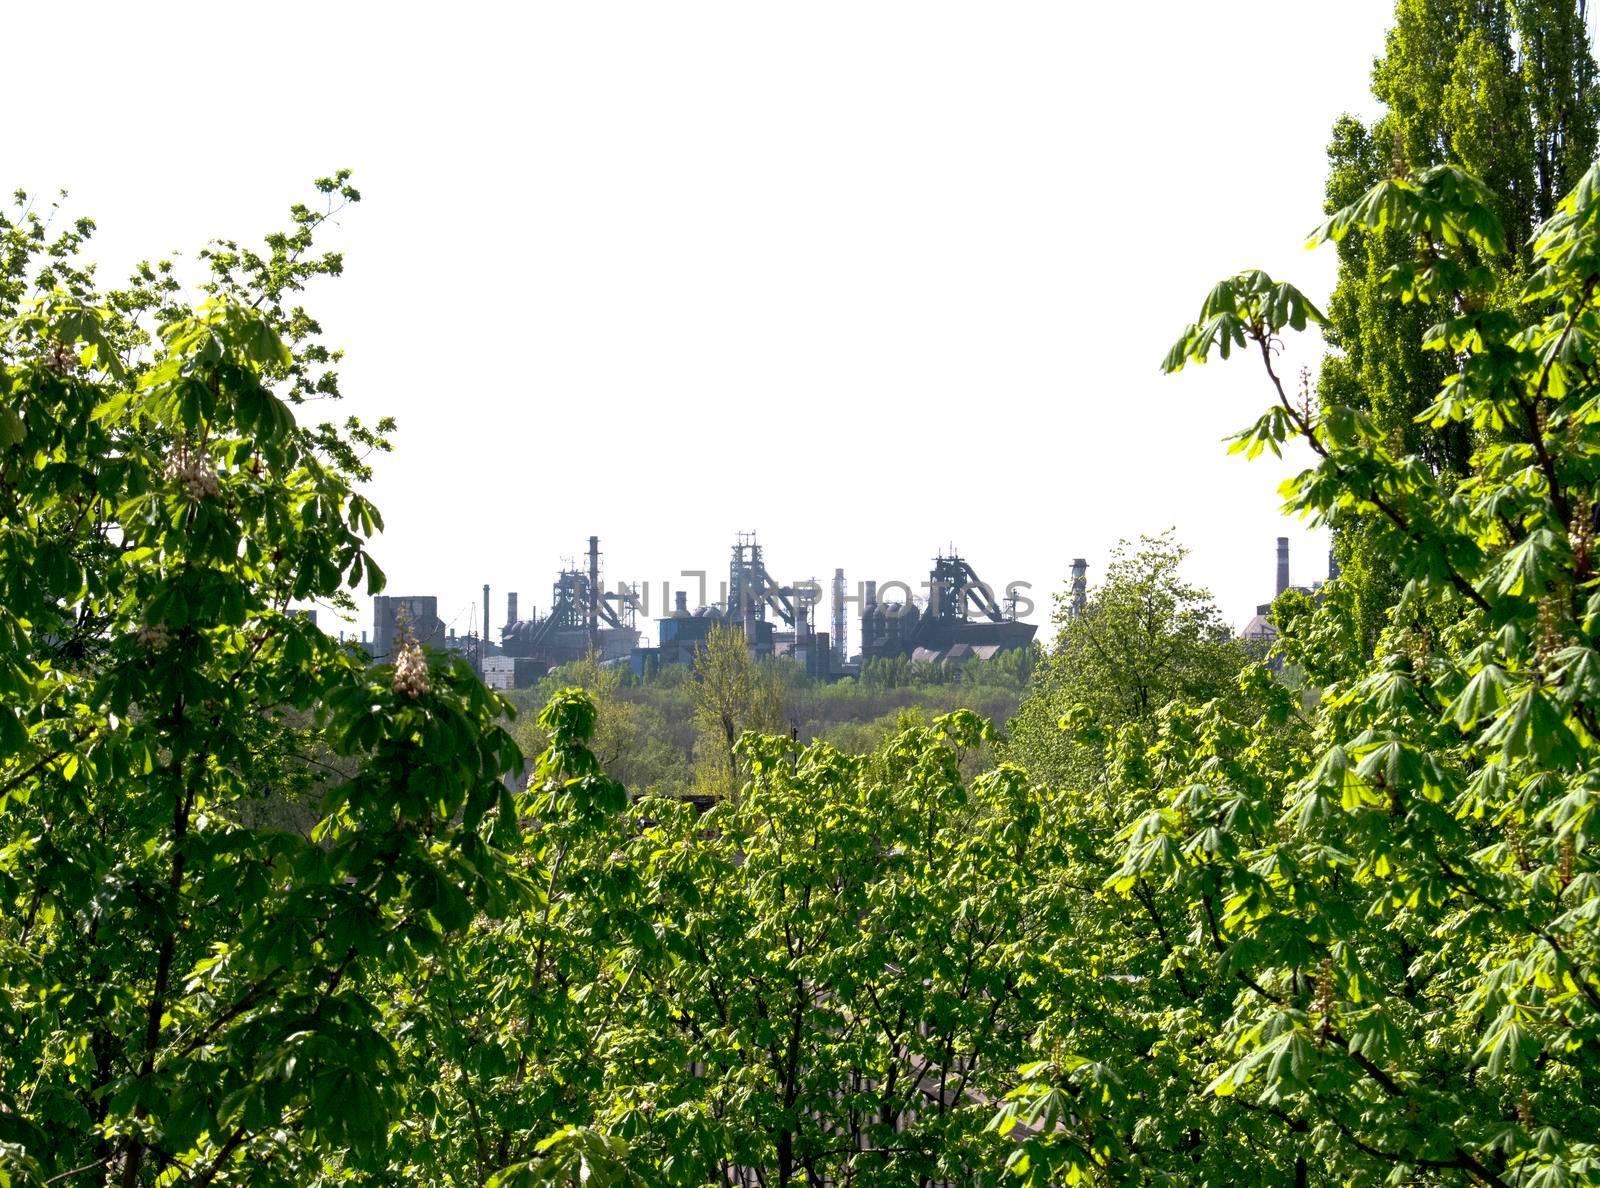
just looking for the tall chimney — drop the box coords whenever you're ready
[675,590,689,614]
[587,536,601,645]
[861,580,879,656]
[482,583,490,667]
[1276,537,1291,596]
[507,591,518,628]
[1070,558,1088,619]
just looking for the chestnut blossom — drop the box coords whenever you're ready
[392,638,430,699]
[164,445,221,500]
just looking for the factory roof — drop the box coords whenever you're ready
[1241,613,1277,641]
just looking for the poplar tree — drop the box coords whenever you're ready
[1320,0,1600,646]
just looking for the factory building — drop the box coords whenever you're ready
[630,533,833,679]
[371,595,446,662]
[1241,537,1337,647]
[371,532,1039,687]
[366,540,637,687]
[498,536,641,679]
[443,627,499,666]
[858,551,1035,663]
[482,654,547,691]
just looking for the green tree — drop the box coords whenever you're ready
[1008,531,1250,792]
[1321,0,1600,647]
[385,690,632,1184]
[579,713,1062,1185]
[394,686,1067,1186]
[1117,156,1600,1184]
[689,622,785,798]
[513,651,637,773]
[991,673,1316,1185]
[0,181,526,1185]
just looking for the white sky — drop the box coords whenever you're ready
[9,1,1396,649]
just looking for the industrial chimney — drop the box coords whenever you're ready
[674,590,689,614]
[1276,538,1290,596]
[587,536,601,645]
[506,591,518,628]
[1070,558,1088,619]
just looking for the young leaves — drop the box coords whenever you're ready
[1164,270,1326,373]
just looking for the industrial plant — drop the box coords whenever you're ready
[1241,536,1338,650]
[355,535,1335,689]
[858,553,1038,664]
[359,531,1039,689]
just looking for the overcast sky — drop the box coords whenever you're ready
[9,1,1398,648]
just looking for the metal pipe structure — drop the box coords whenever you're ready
[832,568,847,666]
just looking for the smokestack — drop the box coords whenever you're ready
[860,580,879,656]
[482,583,490,668]
[675,590,688,614]
[507,591,518,627]
[587,536,601,645]
[1070,558,1088,619]
[1276,537,1290,596]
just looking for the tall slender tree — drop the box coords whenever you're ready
[1320,0,1600,647]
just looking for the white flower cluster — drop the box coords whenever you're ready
[164,445,221,499]
[392,638,431,699]
[136,623,170,651]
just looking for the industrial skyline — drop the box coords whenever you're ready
[358,530,1042,687]
[350,531,1327,690]
[7,0,1355,664]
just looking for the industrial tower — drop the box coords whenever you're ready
[832,568,847,667]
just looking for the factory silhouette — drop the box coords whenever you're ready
[345,534,1323,689]
[362,532,1040,689]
